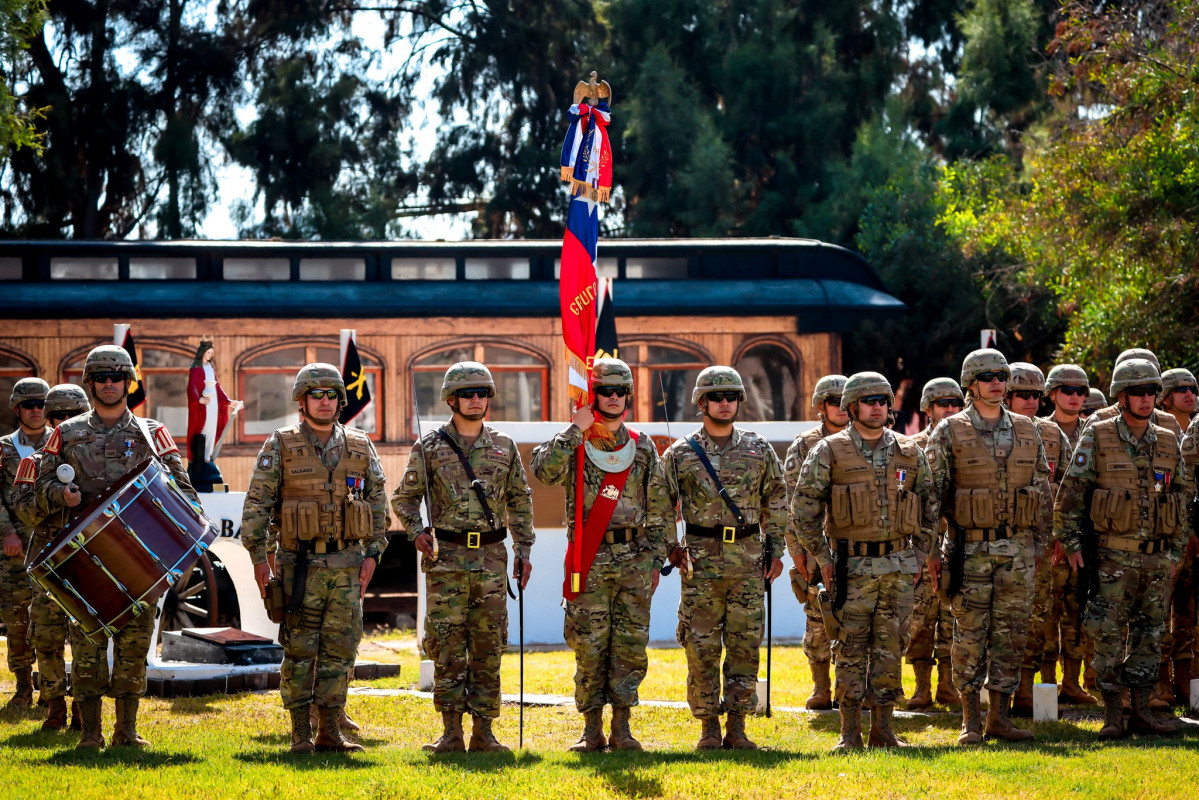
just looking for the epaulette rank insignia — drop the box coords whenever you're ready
[14,456,37,485]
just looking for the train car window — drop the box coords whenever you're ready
[621,341,708,422]
[0,258,22,279]
[552,257,618,279]
[464,258,530,280]
[392,258,455,280]
[736,342,801,421]
[299,258,366,281]
[50,258,118,280]
[223,258,289,281]
[412,343,549,431]
[625,258,687,279]
[129,258,197,279]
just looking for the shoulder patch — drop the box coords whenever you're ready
[927,448,937,463]
[153,426,179,456]
[14,456,37,485]
[1074,452,1087,467]
[258,454,275,471]
[43,426,62,456]
[405,469,418,485]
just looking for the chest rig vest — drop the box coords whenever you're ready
[277,425,372,546]
[825,432,922,541]
[945,412,1041,533]
[1034,417,1064,496]
[1087,419,1181,540]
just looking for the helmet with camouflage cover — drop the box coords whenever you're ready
[9,377,49,409]
[960,348,1009,387]
[591,358,634,394]
[440,361,495,400]
[1045,364,1089,393]
[1007,362,1045,393]
[840,372,894,411]
[291,363,346,406]
[45,384,90,416]
[692,366,746,404]
[810,375,848,409]
[1084,388,1107,412]
[1115,348,1160,371]
[1109,358,1161,398]
[919,378,964,413]
[83,345,136,381]
[1160,368,1197,396]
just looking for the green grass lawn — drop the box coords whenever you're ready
[2,633,1198,799]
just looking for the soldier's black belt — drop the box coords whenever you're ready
[963,525,1011,543]
[282,539,343,554]
[604,528,640,544]
[1099,534,1170,555]
[833,537,907,558]
[686,522,760,543]
[436,527,508,549]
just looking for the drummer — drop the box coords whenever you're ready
[34,345,198,750]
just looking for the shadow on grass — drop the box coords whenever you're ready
[558,749,815,798]
[168,695,227,715]
[2,728,77,749]
[45,748,203,768]
[419,749,544,772]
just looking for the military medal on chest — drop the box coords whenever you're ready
[1154,469,1170,493]
[124,437,135,459]
[895,467,907,491]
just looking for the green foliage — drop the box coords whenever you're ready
[0,0,46,157]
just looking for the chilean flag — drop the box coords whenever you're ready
[560,196,599,406]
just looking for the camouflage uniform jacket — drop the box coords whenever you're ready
[907,426,933,451]
[1033,416,1071,536]
[662,426,788,569]
[1183,415,1199,538]
[1045,412,1084,454]
[1087,405,1182,438]
[35,410,198,514]
[243,421,388,568]
[792,426,938,573]
[531,422,672,570]
[1055,415,1188,562]
[391,421,534,573]
[926,404,1052,559]
[1,428,51,548]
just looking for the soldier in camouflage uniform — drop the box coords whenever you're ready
[1085,350,1182,437]
[10,384,90,731]
[242,363,389,754]
[793,372,938,750]
[34,346,199,749]
[1004,363,1072,717]
[904,377,964,710]
[781,374,847,711]
[392,362,534,753]
[1054,359,1188,738]
[927,349,1051,744]
[0,378,50,711]
[1081,388,1106,420]
[662,366,786,750]
[531,358,671,752]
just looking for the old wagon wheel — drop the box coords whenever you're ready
[159,552,219,633]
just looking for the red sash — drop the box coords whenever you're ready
[562,430,639,601]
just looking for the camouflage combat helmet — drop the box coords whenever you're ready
[1045,364,1089,393]
[811,375,848,408]
[441,361,495,400]
[1115,348,1160,371]
[919,378,964,413]
[83,345,135,381]
[44,384,90,416]
[1109,358,1161,398]
[692,366,746,403]
[1161,368,1197,396]
[9,377,49,409]
[840,372,894,411]
[1083,388,1107,412]
[1007,363,1045,393]
[291,363,346,405]
[591,358,634,393]
[960,348,1009,387]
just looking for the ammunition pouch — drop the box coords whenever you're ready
[789,566,809,599]
[264,576,286,624]
[1155,494,1181,537]
[344,497,372,541]
[818,588,841,641]
[1089,488,1135,534]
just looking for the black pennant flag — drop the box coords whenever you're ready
[119,329,147,411]
[340,337,372,424]
[594,277,619,360]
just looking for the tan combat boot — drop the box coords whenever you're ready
[69,699,82,731]
[608,706,643,751]
[41,697,68,731]
[111,697,150,747]
[1059,658,1097,705]
[806,660,833,710]
[906,662,934,711]
[934,660,958,706]
[695,717,722,750]
[5,667,34,710]
[468,715,510,753]
[1097,691,1125,740]
[957,691,983,745]
[314,705,365,752]
[567,708,606,752]
[867,704,909,748]
[1012,668,1037,718]
[723,711,757,750]
[423,710,466,753]
[1149,661,1173,711]
[985,691,1034,741]
[289,705,315,753]
[832,703,863,752]
[76,698,105,750]
[311,704,360,733]
[1128,688,1178,736]
[1172,658,1192,707]
[1040,658,1057,685]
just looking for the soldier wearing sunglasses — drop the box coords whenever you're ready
[392,361,534,754]
[1084,349,1182,437]
[1159,368,1197,434]
[0,377,50,712]
[926,348,1051,744]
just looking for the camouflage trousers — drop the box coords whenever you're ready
[30,587,70,700]
[68,611,153,702]
[832,571,913,707]
[563,548,652,712]
[950,550,1033,694]
[1021,556,1054,670]
[0,551,33,673]
[423,569,508,718]
[1159,547,1195,663]
[1084,550,1172,693]
[905,574,953,665]
[676,568,764,717]
[280,564,363,711]
[787,564,831,665]
[1047,559,1089,661]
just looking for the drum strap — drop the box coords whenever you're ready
[131,414,165,466]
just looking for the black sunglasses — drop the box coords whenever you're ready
[454,388,492,399]
[1009,390,1042,401]
[934,398,964,409]
[594,386,630,398]
[859,395,891,407]
[975,371,1009,384]
[1172,385,1198,395]
[47,411,74,422]
[1079,408,1097,418]
[705,391,741,404]
[18,400,45,410]
[823,396,842,407]
[1057,385,1088,397]
[1124,385,1159,398]
[91,372,126,384]
[306,388,340,400]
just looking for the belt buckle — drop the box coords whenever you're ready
[467,531,481,549]
[722,526,736,544]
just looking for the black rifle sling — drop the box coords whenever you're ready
[435,429,501,532]
[685,435,746,524]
